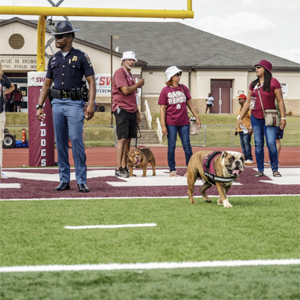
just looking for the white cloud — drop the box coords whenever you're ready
[276,48,300,64]
[197,12,277,40]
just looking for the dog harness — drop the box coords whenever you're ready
[203,151,237,185]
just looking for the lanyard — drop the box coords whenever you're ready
[122,67,135,82]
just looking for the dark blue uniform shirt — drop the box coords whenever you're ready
[46,47,95,91]
[0,74,12,114]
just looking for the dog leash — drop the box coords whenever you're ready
[135,123,142,149]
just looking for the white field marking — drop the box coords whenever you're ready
[0,259,299,273]
[65,223,157,229]
[1,194,299,202]
[1,170,118,182]
[0,183,21,189]
[3,167,299,187]
[2,169,242,187]
[107,169,242,187]
[256,168,300,185]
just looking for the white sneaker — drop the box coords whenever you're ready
[245,160,253,164]
[0,171,8,179]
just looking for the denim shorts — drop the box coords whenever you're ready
[276,127,284,139]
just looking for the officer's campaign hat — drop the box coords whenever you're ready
[51,21,80,35]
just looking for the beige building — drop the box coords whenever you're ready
[1,17,299,115]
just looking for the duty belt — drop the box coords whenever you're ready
[50,89,71,99]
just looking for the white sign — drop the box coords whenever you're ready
[27,72,47,87]
[95,73,141,95]
[281,83,288,98]
[0,57,37,70]
[95,74,111,94]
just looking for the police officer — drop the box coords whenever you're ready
[36,21,96,192]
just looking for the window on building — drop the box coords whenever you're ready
[9,34,25,50]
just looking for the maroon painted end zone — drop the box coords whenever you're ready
[0,167,299,200]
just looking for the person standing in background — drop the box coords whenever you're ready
[235,94,253,164]
[238,59,286,178]
[0,62,15,179]
[265,98,286,166]
[205,93,214,114]
[13,86,23,112]
[112,51,145,178]
[159,66,201,177]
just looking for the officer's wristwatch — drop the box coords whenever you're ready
[36,104,43,109]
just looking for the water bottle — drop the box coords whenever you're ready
[240,124,248,134]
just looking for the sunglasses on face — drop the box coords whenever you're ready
[174,73,182,77]
[55,34,71,40]
[256,65,262,69]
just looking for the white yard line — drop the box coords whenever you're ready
[0,259,299,273]
[65,223,157,229]
[0,194,299,201]
[0,184,21,189]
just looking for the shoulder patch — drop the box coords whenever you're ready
[84,53,93,67]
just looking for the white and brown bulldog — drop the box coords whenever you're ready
[187,150,245,208]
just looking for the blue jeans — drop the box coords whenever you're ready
[166,125,193,172]
[251,115,278,172]
[239,132,253,161]
[52,98,86,184]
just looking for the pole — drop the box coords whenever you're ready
[110,35,113,126]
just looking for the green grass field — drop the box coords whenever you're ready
[1,196,299,299]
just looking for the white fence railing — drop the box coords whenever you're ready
[156,117,163,143]
[144,100,152,129]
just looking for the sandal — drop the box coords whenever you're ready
[254,172,264,177]
[273,171,282,177]
[169,171,178,177]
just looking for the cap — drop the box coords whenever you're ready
[237,94,247,100]
[51,21,79,35]
[165,66,182,81]
[121,51,138,62]
[255,59,272,74]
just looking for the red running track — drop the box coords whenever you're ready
[3,146,300,168]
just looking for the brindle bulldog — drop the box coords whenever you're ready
[127,148,156,177]
[187,150,245,208]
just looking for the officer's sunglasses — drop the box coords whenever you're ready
[55,34,71,40]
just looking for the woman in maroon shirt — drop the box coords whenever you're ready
[238,60,286,178]
[159,66,200,177]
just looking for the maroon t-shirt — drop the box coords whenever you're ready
[158,84,191,126]
[249,78,281,119]
[14,90,23,101]
[112,67,137,113]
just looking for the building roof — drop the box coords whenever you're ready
[1,18,300,72]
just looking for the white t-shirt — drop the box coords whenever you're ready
[207,96,214,105]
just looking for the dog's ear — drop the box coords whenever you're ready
[241,154,246,163]
[127,150,131,156]
[222,151,228,158]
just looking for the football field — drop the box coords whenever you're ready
[0,166,299,299]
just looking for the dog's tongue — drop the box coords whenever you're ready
[232,169,242,175]
[135,158,140,165]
